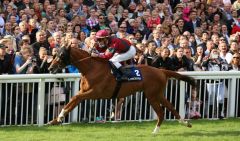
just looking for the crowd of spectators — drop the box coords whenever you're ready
[1,0,240,121]
[0,0,240,75]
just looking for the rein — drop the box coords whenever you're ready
[71,56,92,65]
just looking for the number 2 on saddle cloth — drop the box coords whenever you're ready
[110,61,143,82]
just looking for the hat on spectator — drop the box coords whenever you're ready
[174,4,184,11]
[0,43,6,49]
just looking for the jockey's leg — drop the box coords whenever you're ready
[109,46,136,81]
[108,61,123,81]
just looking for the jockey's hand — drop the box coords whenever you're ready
[91,52,99,57]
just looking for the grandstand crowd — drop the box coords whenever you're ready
[0,0,240,75]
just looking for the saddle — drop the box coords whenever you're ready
[113,65,142,82]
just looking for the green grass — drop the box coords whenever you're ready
[0,118,240,141]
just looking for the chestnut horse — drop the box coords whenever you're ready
[48,46,196,134]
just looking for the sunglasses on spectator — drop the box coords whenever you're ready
[120,26,127,28]
[233,57,240,59]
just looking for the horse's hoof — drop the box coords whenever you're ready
[47,119,62,125]
[152,126,160,135]
[178,119,192,128]
[187,122,192,128]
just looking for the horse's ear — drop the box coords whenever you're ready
[60,43,70,50]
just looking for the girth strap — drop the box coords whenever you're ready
[111,81,122,99]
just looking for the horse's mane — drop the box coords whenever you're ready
[71,47,109,63]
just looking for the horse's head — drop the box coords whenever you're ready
[48,46,70,74]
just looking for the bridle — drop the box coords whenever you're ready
[51,47,93,73]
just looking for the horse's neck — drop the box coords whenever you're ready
[70,48,109,75]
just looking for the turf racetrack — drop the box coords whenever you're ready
[0,118,239,141]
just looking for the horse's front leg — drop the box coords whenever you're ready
[47,89,93,125]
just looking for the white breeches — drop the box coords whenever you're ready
[109,46,136,68]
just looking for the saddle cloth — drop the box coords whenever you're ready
[121,66,142,81]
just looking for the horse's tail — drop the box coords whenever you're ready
[161,69,196,88]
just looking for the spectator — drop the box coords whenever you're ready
[79,15,91,36]
[232,0,240,11]
[96,14,108,30]
[106,0,124,19]
[134,43,146,65]
[77,31,87,49]
[45,20,56,39]
[127,34,137,45]
[152,47,175,70]
[202,48,227,119]
[228,53,240,71]
[13,46,37,74]
[28,18,39,44]
[226,40,239,64]
[183,10,201,33]
[183,47,195,71]
[143,41,157,65]
[86,8,99,30]
[116,22,128,38]
[52,31,62,48]
[36,47,52,73]
[171,47,190,71]
[218,42,229,70]
[192,45,205,71]
[31,30,50,57]
[187,90,202,119]
[151,29,161,48]
[0,43,14,74]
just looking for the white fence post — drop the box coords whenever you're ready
[229,77,237,117]
[71,77,80,122]
[179,81,186,118]
[38,78,45,126]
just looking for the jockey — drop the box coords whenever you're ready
[91,29,136,81]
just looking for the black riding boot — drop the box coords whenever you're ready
[109,61,123,81]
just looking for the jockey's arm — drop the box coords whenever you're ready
[98,48,115,59]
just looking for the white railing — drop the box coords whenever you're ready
[0,74,80,126]
[0,72,240,126]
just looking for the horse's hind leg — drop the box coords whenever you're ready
[147,97,164,134]
[161,97,192,127]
